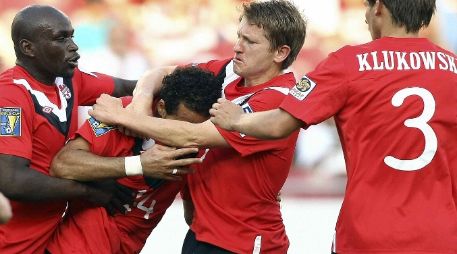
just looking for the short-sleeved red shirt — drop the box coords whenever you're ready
[189,59,299,253]
[47,97,184,254]
[0,66,114,254]
[281,37,457,253]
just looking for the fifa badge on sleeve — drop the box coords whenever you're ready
[0,107,21,137]
[289,76,316,101]
[88,117,115,137]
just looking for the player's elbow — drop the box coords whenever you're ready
[269,126,291,139]
[265,109,300,139]
[50,152,75,180]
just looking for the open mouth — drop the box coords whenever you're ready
[67,55,80,68]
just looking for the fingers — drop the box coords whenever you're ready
[115,185,135,205]
[110,197,128,215]
[217,98,229,103]
[171,147,199,158]
[168,157,202,167]
[104,204,116,216]
[153,144,177,151]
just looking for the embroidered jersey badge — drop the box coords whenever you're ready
[88,117,115,137]
[0,107,21,136]
[289,76,316,101]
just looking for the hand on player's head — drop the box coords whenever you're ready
[89,94,124,125]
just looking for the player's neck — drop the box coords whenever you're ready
[380,25,419,39]
[243,66,283,87]
[16,60,56,86]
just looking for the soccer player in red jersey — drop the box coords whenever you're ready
[210,0,457,253]
[0,5,200,254]
[88,1,306,253]
[46,67,221,254]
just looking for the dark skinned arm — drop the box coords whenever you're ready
[111,78,137,97]
[0,154,108,203]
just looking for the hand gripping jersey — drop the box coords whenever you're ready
[280,37,457,253]
[47,97,184,254]
[189,59,299,253]
[0,66,114,254]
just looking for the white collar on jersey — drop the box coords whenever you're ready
[13,78,68,122]
[221,60,291,105]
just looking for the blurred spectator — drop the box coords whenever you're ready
[78,21,150,79]
[436,0,457,53]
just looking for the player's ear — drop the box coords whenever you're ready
[19,39,35,57]
[273,45,291,65]
[157,99,167,118]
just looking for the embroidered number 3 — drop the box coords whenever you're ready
[384,87,437,171]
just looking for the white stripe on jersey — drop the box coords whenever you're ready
[13,79,68,122]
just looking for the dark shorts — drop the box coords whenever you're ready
[182,229,234,254]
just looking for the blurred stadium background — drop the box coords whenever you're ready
[0,0,454,253]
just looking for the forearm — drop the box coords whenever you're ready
[0,163,93,202]
[235,109,302,139]
[51,149,125,181]
[133,66,176,100]
[118,113,202,147]
[112,78,137,97]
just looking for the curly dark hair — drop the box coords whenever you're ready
[160,66,222,117]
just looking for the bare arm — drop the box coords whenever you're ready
[210,98,302,139]
[0,192,12,224]
[51,137,202,181]
[89,95,228,148]
[127,66,177,116]
[0,154,106,202]
[112,78,137,97]
[50,138,125,181]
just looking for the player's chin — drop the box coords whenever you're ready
[61,67,76,78]
[233,65,243,76]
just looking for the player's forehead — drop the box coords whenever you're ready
[237,17,267,40]
[39,14,73,36]
[173,103,208,124]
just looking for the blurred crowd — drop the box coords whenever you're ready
[0,0,455,195]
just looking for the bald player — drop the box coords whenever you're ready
[0,5,200,254]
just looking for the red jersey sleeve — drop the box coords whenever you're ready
[75,97,134,156]
[197,59,232,75]
[217,90,292,157]
[73,68,115,106]
[280,52,349,127]
[0,84,34,159]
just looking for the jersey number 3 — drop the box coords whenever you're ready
[384,87,437,171]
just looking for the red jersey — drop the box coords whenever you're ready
[189,59,299,253]
[0,66,114,254]
[280,37,457,253]
[47,97,184,254]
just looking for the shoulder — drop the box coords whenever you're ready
[195,58,232,75]
[0,69,34,104]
